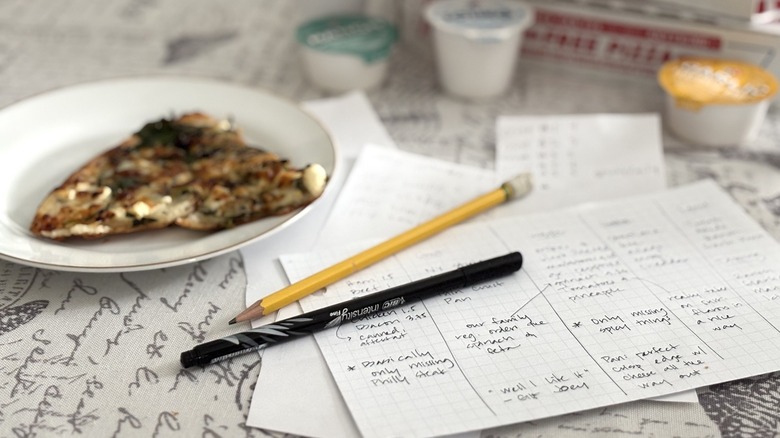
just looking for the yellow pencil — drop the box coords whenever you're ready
[229,173,533,324]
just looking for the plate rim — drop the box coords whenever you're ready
[0,74,340,272]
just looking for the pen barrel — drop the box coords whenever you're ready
[181,252,523,368]
[460,251,523,285]
[313,251,524,324]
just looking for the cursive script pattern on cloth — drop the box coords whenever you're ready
[0,253,268,437]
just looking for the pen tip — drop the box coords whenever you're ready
[228,318,236,325]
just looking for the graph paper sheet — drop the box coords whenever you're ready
[280,180,780,438]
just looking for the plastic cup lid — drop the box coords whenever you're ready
[296,15,398,63]
[425,0,533,40]
[658,57,779,108]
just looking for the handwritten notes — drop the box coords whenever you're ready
[280,181,780,438]
[315,144,497,248]
[247,127,677,436]
[493,114,665,218]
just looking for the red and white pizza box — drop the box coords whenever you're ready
[519,1,780,95]
[399,0,780,103]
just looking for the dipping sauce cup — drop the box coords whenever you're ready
[658,57,778,147]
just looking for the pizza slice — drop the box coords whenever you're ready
[30,113,327,240]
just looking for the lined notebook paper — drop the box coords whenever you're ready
[281,180,780,438]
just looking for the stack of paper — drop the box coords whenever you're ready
[280,179,780,437]
[242,94,737,437]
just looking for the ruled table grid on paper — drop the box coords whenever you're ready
[279,180,780,438]
[646,201,780,346]
[568,196,760,390]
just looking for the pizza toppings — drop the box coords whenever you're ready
[30,112,328,240]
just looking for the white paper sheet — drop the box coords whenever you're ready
[302,90,396,160]
[492,114,666,218]
[241,163,360,438]
[280,180,780,438]
[316,145,498,248]
[495,113,693,404]
[244,91,395,438]
[247,114,689,437]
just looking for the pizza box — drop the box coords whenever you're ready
[520,1,780,99]
[557,0,762,23]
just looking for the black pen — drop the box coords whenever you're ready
[180,251,523,368]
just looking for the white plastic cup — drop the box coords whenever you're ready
[296,15,398,94]
[424,0,533,100]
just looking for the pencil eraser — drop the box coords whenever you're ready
[503,173,533,199]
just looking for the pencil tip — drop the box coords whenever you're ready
[228,318,236,325]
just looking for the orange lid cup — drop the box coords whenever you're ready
[658,57,778,110]
[658,57,778,147]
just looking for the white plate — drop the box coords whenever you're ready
[0,76,338,272]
